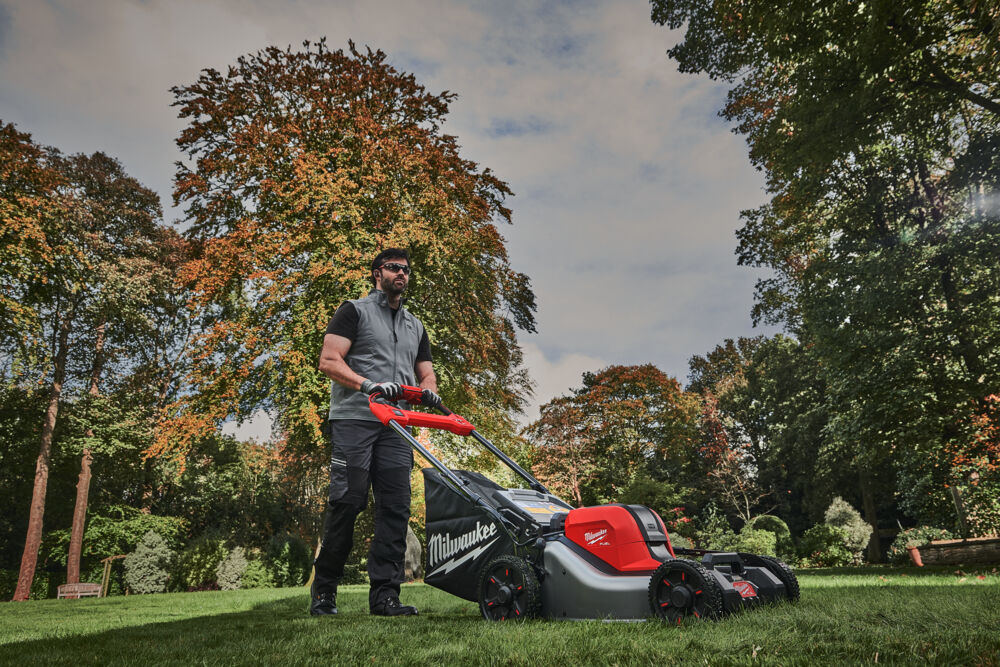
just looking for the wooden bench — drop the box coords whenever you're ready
[57,583,102,599]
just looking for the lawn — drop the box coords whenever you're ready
[1,566,998,666]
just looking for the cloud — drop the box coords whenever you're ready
[0,0,777,434]
[220,409,274,443]
[518,342,606,425]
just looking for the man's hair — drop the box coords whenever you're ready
[370,248,411,287]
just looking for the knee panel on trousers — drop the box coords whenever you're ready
[329,466,371,513]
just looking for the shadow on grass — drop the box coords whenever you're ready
[1,580,998,666]
[797,564,999,578]
[0,585,482,666]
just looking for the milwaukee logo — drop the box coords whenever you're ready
[428,521,498,571]
[584,529,608,545]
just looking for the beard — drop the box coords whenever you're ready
[380,273,407,296]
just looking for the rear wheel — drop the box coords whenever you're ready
[478,555,540,621]
[758,556,799,602]
[648,559,723,625]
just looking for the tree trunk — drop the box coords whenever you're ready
[66,321,106,585]
[859,469,881,563]
[13,312,72,601]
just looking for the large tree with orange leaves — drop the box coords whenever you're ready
[527,365,701,507]
[157,40,535,465]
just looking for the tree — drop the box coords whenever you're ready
[652,0,1000,540]
[155,39,536,471]
[1,129,168,599]
[55,153,167,585]
[527,364,702,506]
[698,392,770,525]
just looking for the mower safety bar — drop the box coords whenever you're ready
[366,386,549,495]
[367,392,475,435]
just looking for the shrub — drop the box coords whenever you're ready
[617,474,697,538]
[668,532,693,550]
[124,531,174,594]
[693,503,737,550]
[824,497,872,560]
[216,546,248,590]
[173,534,228,591]
[734,528,777,556]
[266,534,311,587]
[963,478,1000,537]
[240,549,275,589]
[799,524,853,567]
[887,526,954,564]
[746,515,794,559]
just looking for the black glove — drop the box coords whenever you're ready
[360,379,402,401]
[421,388,443,409]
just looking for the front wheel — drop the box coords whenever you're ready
[478,555,540,621]
[648,559,723,625]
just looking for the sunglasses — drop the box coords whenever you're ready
[379,262,411,275]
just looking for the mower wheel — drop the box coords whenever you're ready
[648,559,723,625]
[758,556,800,602]
[478,555,540,621]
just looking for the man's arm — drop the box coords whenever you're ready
[415,360,437,392]
[319,333,366,390]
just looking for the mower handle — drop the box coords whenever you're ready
[366,384,549,495]
[366,386,475,436]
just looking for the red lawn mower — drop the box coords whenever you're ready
[368,386,799,623]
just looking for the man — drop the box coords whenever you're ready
[311,248,441,617]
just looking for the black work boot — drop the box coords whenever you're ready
[309,582,338,616]
[370,596,417,617]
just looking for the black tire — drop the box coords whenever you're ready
[478,555,540,621]
[648,559,723,625]
[758,555,800,602]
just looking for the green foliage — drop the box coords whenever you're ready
[887,527,955,565]
[0,569,60,600]
[657,0,1000,539]
[824,497,873,560]
[734,528,777,557]
[172,534,228,591]
[746,515,794,559]
[240,550,275,590]
[216,546,247,591]
[265,534,310,588]
[46,506,187,568]
[150,435,299,547]
[617,473,697,538]
[124,530,174,594]
[799,524,854,567]
[962,480,1000,538]
[693,503,737,551]
[668,532,692,550]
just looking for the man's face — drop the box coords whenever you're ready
[376,259,410,295]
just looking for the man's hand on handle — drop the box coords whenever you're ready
[360,379,403,401]
[420,389,443,409]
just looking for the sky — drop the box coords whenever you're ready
[0,0,778,438]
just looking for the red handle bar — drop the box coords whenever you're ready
[367,385,475,436]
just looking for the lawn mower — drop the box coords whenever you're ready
[367,386,799,623]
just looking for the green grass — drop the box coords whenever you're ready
[1,566,998,666]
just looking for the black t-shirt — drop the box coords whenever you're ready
[326,301,433,362]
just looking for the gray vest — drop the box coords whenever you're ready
[329,289,426,421]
